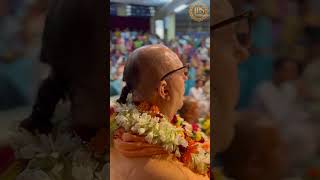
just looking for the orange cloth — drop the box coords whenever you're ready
[113,128,167,157]
[111,128,209,180]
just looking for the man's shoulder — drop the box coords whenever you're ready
[111,152,209,180]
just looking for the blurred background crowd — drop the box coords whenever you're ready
[109,0,211,120]
[217,0,320,179]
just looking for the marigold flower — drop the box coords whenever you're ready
[137,102,150,112]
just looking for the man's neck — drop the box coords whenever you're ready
[155,101,175,120]
[134,96,175,120]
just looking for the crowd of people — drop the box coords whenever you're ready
[110,29,210,119]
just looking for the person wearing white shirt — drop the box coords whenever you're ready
[197,42,209,62]
[189,79,209,117]
[251,58,317,170]
[189,79,205,101]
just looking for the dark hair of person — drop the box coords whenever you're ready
[117,85,131,104]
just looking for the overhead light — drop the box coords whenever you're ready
[174,4,188,13]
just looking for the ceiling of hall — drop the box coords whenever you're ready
[110,0,172,6]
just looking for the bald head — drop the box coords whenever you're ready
[124,44,183,99]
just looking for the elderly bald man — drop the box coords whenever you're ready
[111,44,209,180]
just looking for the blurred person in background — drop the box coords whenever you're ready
[123,28,130,42]
[251,58,317,174]
[183,39,193,58]
[221,113,288,180]
[189,79,205,101]
[179,97,200,124]
[185,56,197,95]
[251,58,306,123]
[197,40,209,62]
[133,36,143,49]
[114,28,121,38]
[115,33,126,53]
[189,79,210,117]
[110,62,125,96]
[111,49,125,66]
[126,38,134,53]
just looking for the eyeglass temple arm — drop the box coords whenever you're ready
[211,10,253,30]
[160,64,189,81]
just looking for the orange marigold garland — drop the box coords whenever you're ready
[111,101,210,175]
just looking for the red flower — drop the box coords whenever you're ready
[192,123,199,131]
[199,137,205,143]
[110,107,115,116]
[171,115,178,124]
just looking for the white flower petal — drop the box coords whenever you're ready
[138,128,146,135]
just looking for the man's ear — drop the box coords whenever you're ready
[158,80,170,101]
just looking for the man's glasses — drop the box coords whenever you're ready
[211,10,253,46]
[160,63,189,81]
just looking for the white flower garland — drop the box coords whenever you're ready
[114,102,188,156]
[113,102,210,175]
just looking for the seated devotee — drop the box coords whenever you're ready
[179,98,210,137]
[110,45,210,180]
[250,58,317,169]
[179,97,200,124]
[250,58,306,122]
[197,41,209,62]
[220,113,288,180]
[189,79,205,101]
